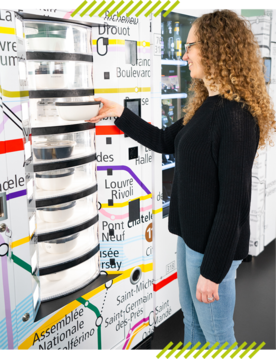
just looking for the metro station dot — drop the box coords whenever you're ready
[96,316,103,326]
[111,215,115,219]
[85,302,89,307]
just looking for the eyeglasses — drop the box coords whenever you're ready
[184,41,201,53]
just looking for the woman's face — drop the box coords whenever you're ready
[183,26,205,80]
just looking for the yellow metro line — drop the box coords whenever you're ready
[10,227,36,249]
[0,27,25,37]
[126,322,149,349]
[18,262,153,350]
[92,39,150,46]
[10,236,30,249]
[94,87,150,93]
[0,26,16,35]
[152,208,163,215]
[0,86,29,98]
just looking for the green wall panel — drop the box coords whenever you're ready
[241,7,265,17]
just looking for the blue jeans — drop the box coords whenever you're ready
[177,236,242,350]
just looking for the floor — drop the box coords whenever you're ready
[151,239,275,350]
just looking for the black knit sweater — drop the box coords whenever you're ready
[115,95,260,284]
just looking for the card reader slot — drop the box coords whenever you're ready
[0,197,3,218]
[0,192,7,222]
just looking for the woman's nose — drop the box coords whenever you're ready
[183,51,188,61]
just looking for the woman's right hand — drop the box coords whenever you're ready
[86,97,124,123]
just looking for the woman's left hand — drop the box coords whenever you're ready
[196,275,220,303]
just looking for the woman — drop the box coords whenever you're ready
[88,10,276,350]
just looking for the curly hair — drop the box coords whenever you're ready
[183,9,276,152]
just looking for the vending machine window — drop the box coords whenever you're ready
[161,64,190,95]
[161,12,196,217]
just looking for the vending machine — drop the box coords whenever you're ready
[247,14,276,256]
[1,7,275,351]
[0,8,154,350]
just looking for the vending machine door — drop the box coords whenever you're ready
[151,12,196,328]
[161,12,195,218]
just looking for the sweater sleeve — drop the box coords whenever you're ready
[114,107,184,154]
[200,101,259,284]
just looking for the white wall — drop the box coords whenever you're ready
[170,6,217,17]
[176,9,242,18]
[219,7,241,15]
